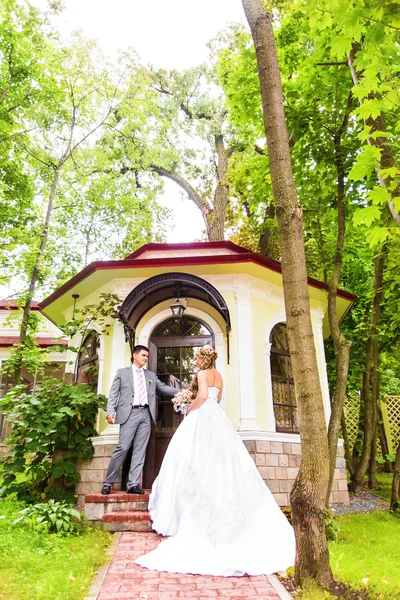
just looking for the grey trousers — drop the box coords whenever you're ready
[104,406,151,489]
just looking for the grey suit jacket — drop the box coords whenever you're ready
[106,366,177,425]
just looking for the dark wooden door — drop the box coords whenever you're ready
[142,316,213,488]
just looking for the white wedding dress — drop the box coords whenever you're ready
[136,387,296,577]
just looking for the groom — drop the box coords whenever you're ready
[101,344,177,495]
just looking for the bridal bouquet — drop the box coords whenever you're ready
[172,388,194,415]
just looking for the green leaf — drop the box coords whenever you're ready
[348,145,382,181]
[353,206,382,227]
[330,35,353,59]
[380,167,399,179]
[58,407,76,417]
[368,186,390,206]
[355,99,383,121]
[366,226,390,248]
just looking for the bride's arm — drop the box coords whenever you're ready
[186,371,208,414]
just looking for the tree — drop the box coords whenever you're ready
[241,0,332,586]
[9,33,117,381]
[0,0,51,289]
[100,62,238,241]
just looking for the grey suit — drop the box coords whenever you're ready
[104,366,177,490]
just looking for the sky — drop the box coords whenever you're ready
[31,0,247,243]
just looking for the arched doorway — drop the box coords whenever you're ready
[142,315,214,487]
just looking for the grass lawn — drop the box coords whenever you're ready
[299,511,400,599]
[368,472,393,503]
[0,499,112,600]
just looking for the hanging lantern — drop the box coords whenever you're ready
[169,298,186,318]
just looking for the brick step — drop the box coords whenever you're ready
[85,490,150,503]
[102,510,152,532]
[84,490,151,523]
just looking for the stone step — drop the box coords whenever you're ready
[102,510,152,532]
[84,491,150,522]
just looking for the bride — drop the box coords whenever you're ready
[136,345,296,577]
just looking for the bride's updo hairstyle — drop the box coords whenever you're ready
[196,344,218,370]
[191,344,218,395]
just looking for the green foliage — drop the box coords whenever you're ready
[13,498,85,533]
[0,378,106,502]
[3,309,64,379]
[60,292,120,340]
[324,509,341,543]
[0,499,112,600]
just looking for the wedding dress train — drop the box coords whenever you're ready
[136,388,296,576]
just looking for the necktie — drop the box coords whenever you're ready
[136,369,147,406]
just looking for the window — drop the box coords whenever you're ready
[77,330,100,390]
[270,323,299,433]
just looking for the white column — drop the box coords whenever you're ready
[94,320,127,445]
[314,316,331,427]
[235,291,260,431]
[263,341,276,431]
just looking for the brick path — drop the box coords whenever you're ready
[94,532,288,600]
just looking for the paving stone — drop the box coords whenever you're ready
[94,532,282,600]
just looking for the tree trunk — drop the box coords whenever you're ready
[390,440,400,511]
[325,119,352,506]
[350,245,387,490]
[241,0,332,586]
[151,133,231,242]
[368,347,380,489]
[208,134,230,241]
[13,166,62,384]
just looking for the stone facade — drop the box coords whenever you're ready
[76,443,121,507]
[244,439,349,506]
[76,438,350,508]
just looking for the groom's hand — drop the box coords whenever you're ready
[106,414,116,424]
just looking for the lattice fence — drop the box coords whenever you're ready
[343,396,400,455]
[385,396,400,452]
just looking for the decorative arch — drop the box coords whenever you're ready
[119,272,231,361]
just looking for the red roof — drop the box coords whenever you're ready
[39,241,356,310]
[0,300,41,310]
[0,336,67,348]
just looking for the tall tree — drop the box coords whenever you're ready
[100,63,237,240]
[241,0,332,587]
[11,34,117,381]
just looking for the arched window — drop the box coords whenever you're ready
[270,323,299,433]
[77,330,100,390]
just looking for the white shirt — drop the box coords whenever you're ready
[132,365,149,406]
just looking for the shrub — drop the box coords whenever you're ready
[0,378,106,502]
[13,498,85,533]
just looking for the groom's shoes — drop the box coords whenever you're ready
[101,484,112,495]
[127,485,145,495]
